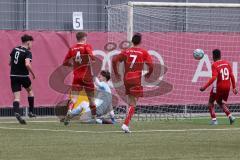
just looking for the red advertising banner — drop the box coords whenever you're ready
[0,31,239,107]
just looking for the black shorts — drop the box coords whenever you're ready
[10,76,31,92]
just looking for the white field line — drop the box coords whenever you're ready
[0,120,58,124]
[0,126,240,134]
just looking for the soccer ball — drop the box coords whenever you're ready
[193,49,204,60]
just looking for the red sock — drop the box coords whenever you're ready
[209,104,216,120]
[124,105,135,126]
[220,103,231,117]
[90,104,96,116]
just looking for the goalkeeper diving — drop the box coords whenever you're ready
[63,70,115,125]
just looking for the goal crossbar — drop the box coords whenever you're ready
[128,2,240,8]
[122,2,240,41]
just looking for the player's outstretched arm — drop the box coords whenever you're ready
[144,52,153,78]
[112,54,124,80]
[63,49,74,67]
[200,76,217,91]
[86,44,95,61]
[200,64,218,91]
[25,58,35,79]
[229,69,238,94]
[94,77,104,88]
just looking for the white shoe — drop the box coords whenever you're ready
[121,124,131,133]
[96,118,103,124]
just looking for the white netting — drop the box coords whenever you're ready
[107,3,240,117]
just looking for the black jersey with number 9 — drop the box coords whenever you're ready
[10,46,32,76]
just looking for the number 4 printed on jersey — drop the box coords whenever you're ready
[75,51,82,64]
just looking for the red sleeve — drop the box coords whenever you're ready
[112,52,125,76]
[203,64,218,90]
[63,48,73,66]
[144,51,153,76]
[85,44,95,61]
[229,65,236,89]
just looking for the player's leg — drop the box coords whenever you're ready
[96,118,115,124]
[216,94,235,125]
[109,106,116,123]
[68,89,79,111]
[75,78,96,119]
[11,77,26,124]
[86,90,96,119]
[83,78,96,119]
[64,101,85,126]
[95,100,116,124]
[208,95,217,125]
[122,94,137,133]
[68,77,82,112]
[122,85,142,133]
[23,77,36,118]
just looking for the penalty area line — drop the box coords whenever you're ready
[0,126,240,134]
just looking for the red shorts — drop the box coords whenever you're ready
[124,82,143,97]
[210,88,230,102]
[72,77,94,92]
[124,72,143,97]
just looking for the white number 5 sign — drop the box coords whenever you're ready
[73,12,83,30]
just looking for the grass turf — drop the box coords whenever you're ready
[0,117,240,160]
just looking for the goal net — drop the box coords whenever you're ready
[107,2,240,119]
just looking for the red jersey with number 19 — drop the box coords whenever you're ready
[203,60,236,93]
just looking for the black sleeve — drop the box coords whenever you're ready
[10,48,15,57]
[26,51,32,61]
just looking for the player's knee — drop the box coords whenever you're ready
[208,102,214,107]
[14,98,20,102]
[27,90,34,97]
[216,100,223,105]
[13,92,20,101]
[13,95,20,102]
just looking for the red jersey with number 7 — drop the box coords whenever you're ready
[112,47,153,85]
[203,60,236,92]
[63,43,94,80]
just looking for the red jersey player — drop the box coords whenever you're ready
[63,32,96,119]
[112,33,153,133]
[200,49,238,125]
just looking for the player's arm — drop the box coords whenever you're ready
[9,57,11,66]
[94,77,104,88]
[25,58,35,79]
[63,49,73,66]
[112,53,125,80]
[9,49,14,66]
[200,65,217,91]
[144,51,153,78]
[229,65,238,94]
[86,44,95,61]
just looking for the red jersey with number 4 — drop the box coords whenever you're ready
[112,47,153,85]
[204,60,236,92]
[63,43,94,80]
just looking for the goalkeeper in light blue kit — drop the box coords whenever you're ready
[64,70,115,125]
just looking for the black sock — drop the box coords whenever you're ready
[28,96,34,113]
[13,101,20,114]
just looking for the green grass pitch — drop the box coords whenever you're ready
[0,117,240,160]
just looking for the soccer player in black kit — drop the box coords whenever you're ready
[9,34,36,124]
